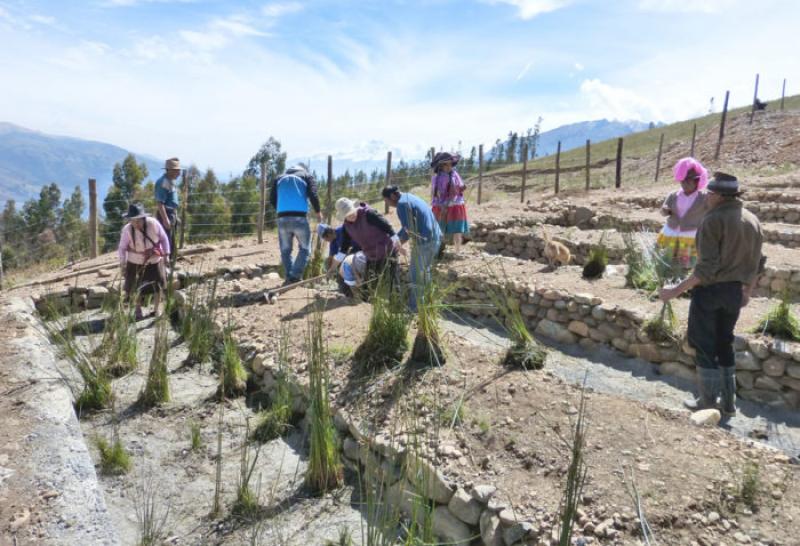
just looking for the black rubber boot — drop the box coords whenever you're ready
[683,367,720,411]
[720,367,737,416]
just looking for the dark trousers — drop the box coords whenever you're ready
[157,208,178,259]
[687,282,743,370]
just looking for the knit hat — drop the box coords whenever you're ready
[673,157,708,190]
[335,198,359,221]
[707,172,741,196]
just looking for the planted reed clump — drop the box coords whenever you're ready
[218,333,248,398]
[582,235,608,280]
[642,301,679,343]
[755,291,800,341]
[410,275,450,367]
[100,297,138,377]
[40,313,113,412]
[557,388,589,546]
[139,316,170,408]
[622,232,659,292]
[252,327,294,442]
[95,434,132,475]
[182,279,217,365]
[304,239,325,280]
[491,288,547,370]
[232,420,261,519]
[306,304,343,494]
[354,276,409,371]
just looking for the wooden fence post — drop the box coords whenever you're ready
[0,238,4,291]
[690,123,697,157]
[715,90,730,160]
[477,144,483,205]
[88,178,98,259]
[520,142,528,203]
[179,171,189,249]
[749,73,760,124]
[781,78,786,111]
[257,161,266,244]
[585,139,591,191]
[615,137,623,189]
[554,141,561,194]
[655,133,665,182]
[384,151,392,213]
[326,155,333,224]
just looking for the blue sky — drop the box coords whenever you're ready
[1,0,798,176]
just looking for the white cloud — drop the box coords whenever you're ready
[29,15,57,26]
[637,0,737,13]
[579,79,662,121]
[516,61,533,81]
[485,0,570,20]
[262,2,304,18]
[574,62,584,71]
[211,15,267,37]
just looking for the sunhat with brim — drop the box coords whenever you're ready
[706,172,742,196]
[430,152,460,171]
[336,198,359,221]
[123,203,147,219]
[164,157,181,171]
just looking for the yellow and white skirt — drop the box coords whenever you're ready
[656,226,697,269]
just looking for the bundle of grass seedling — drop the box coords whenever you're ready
[642,300,679,343]
[95,433,131,475]
[621,231,660,292]
[181,278,218,365]
[252,325,294,442]
[305,303,343,494]
[755,290,800,341]
[582,234,608,280]
[98,296,138,377]
[556,385,589,546]
[138,315,170,408]
[354,274,409,371]
[304,236,325,280]
[490,286,548,370]
[39,311,112,413]
[634,235,683,343]
[410,273,450,367]
[233,419,261,519]
[217,332,248,398]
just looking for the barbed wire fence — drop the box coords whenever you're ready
[0,73,793,288]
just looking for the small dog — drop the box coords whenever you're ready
[542,226,572,268]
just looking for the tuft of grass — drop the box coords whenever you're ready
[189,421,202,451]
[490,285,547,370]
[95,434,132,475]
[39,311,113,413]
[325,527,355,546]
[582,235,608,279]
[557,383,589,546]
[232,419,261,519]
[133,468,172,546]
[739,461,761,512]
[211,399,224,519]
[304,236,325,280]
[252,325,294,443]
[755,290,800,341]
[182,279,218,365]
[218,333,248,398]
[622,232,660,292]
[99,296,138,377]
[139,316,170,408]
[305,303,344,494]
[642,301,679,343]
[410,273,451,367]
[354,275,410,371]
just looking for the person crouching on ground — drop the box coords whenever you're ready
[382,185,442,312]
[656,157,709,270]
[317,222,361,272]
[431,152,469,254]
[335,197,403,289]
[118,203,170,321]
[660,173,765,417]
[270,164,323,285]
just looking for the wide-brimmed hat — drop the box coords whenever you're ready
[123,203,147,219]
[430,152,460,171]
[707,172,741,196]
[336,198,358,221]
[164,157,181,171]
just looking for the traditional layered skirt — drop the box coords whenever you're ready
[656,225,697,269]
[432,203,469,235]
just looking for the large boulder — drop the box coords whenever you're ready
[448,488,483,525]
[534,319,577,344]
[431,507,473,546]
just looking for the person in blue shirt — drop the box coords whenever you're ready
[382,185,442,311]
[154,157,181,260]
[317,223,361,268]
[269,164,322,284]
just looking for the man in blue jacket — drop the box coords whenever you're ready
[269,164,322,284]
[382,185,442,311]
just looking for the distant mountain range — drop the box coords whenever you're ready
[0,122,162,206]
[0,118,658,207]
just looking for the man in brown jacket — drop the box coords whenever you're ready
[660,173,765,416]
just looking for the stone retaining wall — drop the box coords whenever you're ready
[474,227,800,300]
[444,270,800,410]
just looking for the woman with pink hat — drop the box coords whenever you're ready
[656,157,709,269]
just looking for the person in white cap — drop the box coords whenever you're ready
[154,157,181,260]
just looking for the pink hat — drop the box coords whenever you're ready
[673,157,708,190]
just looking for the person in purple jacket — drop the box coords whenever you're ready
[335,197,402,289]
